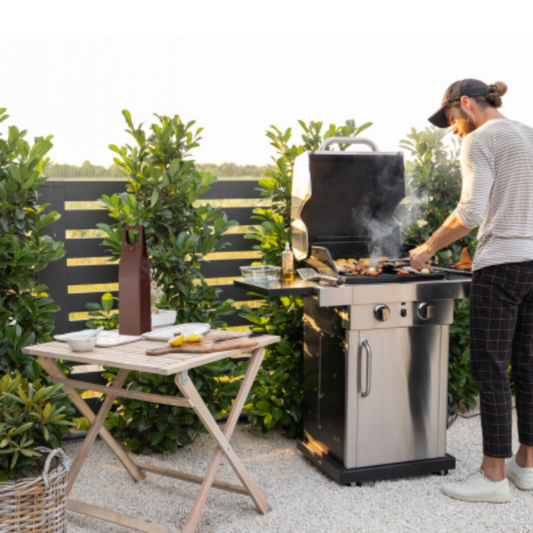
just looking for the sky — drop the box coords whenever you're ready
[2,1,533,168]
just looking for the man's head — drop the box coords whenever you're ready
[429,79,508,136]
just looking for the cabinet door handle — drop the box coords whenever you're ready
[358,339,372,398]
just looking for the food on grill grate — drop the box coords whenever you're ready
[335,257,435,277]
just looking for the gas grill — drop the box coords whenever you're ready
[235,137,471,485]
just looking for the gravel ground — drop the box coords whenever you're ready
[66,412,531,533]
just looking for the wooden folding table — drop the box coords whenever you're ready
[22,331,280,533]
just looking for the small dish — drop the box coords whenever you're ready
[66,336,97,352]
[240,265,281,282]
[151,309,177,328]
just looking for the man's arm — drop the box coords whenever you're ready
[409,211,471,269]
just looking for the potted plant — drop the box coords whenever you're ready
[0,371,72,531]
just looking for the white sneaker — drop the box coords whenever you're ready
[506,456,533,490]
[441,470,510,503]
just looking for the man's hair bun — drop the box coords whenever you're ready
[491,81,508,96]
[483,81,507,108]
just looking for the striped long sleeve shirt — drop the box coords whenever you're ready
[454,119,533,271]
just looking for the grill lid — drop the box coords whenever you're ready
[291,138,406,261]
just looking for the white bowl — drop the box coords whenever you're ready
[66,336,97,352]
[151,310,177,328]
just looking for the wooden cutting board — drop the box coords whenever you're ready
[145,335,259,356]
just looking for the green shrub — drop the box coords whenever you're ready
[0,108,65,381]
[242,120,372,438]
[98,110,237,324]
[0,371,73,481]
[85,292,119,330]
[96,111,239,452]
[401,126,478,409]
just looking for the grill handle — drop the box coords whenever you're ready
[319,137,379,152]
[358,339,372,398]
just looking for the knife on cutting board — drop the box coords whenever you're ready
[145,331,264,356]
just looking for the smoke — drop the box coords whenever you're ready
[349,157,407,264]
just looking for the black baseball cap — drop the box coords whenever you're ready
[428,79,489,128]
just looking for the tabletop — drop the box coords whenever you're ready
[22,331,280,376]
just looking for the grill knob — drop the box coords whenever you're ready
[374,304,390,322]
[417,302,434,320]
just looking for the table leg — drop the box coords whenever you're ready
[38,357,145,484]
[65,368,130,493]
[176,347,271,533]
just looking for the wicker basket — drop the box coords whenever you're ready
[0,447,70,532]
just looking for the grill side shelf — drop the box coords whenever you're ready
[233,278,318,297]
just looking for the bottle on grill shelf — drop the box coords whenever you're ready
[282,242,294,282]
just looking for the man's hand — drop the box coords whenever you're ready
[409,243,433,270]
[408,211,472,271]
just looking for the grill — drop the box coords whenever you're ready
[235,137,471,485]
[291,138,467,484]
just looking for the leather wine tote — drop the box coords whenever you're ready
[118,225,151,335]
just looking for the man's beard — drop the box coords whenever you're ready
[456,107,477,136]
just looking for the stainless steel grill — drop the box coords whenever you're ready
[236,137,471,485]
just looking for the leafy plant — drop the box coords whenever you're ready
[0,371,74,480]
[85,292,119,330]
[95,111,239,452]
[243,120,372,437]
[97,110,237,326]
[401,126,478,409]
[103,359,242,453]
[0,108,65,381]
[448,299,478,409]
[241,295,304,438]
[400,126,478,264]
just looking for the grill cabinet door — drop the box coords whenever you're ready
[352,326,443,468]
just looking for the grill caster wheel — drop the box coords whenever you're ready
[433,470,448,476]
[354,481,375,487]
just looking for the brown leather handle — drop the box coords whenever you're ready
[122,225,146,247]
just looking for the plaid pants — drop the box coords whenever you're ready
[470,261,533,458]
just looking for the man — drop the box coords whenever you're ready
[410,79,533,503]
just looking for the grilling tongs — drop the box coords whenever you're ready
[378,255,437,268]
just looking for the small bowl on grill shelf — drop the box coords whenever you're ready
[240,265,282,282]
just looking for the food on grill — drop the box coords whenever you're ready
[334,255,439,279]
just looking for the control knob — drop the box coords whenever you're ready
[374,304,390,322]
[417,302,434,320]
